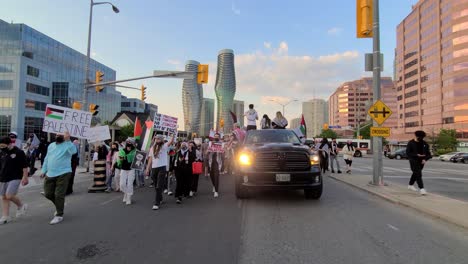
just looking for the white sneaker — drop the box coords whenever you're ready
[189,191,194,197]
[408,185,418,192]
[49,216,63,225]
[167,191,173,196]
[16,204,28,218]
[420,189,427,195]
[152,205,159,210]
[163,189,168,194]
[122,194,127,203]
[214,192,219,198]
[0,216,11,225]
[126,195,132,205]
[212,187,216,193]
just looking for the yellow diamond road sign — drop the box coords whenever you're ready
[370,127,391,137]
[367,100,393,125]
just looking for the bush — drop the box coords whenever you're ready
[436,149,453,156]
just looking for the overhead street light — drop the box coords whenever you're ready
[269,99,299,116]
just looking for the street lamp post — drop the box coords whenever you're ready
[80,0,119,167]
[269,99,298,117]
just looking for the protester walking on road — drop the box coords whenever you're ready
[66,139,80,195]
[106,142,120,193]
[406,130,432,195]
[0,137,29,225]
[260,114,271,129]
[118,138,137,205]
[174,142,196,204]
[208,133,224,198]
[272,111,288,129]
[190,141,202,197]
[316,138,330,173]
[38,137,49,167]
[146,134,174,210]
[40,131,77,225]
[9,132,23,148]
[329,138,342,174]
[342,140,355,174]
[244,104,259,131]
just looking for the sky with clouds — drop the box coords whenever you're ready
[1,0,418,129]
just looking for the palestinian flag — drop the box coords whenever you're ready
[45,107,64,120]
[140,121,154,152]
[134,117,142,140]
[230,110,238,123]
[300,114,307,138]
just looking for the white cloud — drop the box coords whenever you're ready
[91,51,97,58]
[231,2,241,15]
[263,42,272,49]
[327,27,343,36]
[167,59,181,65]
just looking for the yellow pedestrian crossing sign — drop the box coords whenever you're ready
[367,100,392,125]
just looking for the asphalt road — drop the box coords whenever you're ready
[349,157,468,202]
[1,170,468,264]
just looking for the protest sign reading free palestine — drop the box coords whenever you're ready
[42,104,92,139]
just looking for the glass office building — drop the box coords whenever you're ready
[0,19,121,140]
[215,49,236,132]
[182,60,203,135]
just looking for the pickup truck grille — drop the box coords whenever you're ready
[254,152,310,171]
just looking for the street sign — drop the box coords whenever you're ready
[367,100,392,125]
[329,125,342,129]
[370,127,390,137]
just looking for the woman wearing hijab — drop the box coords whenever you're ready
[174,142,195,204]
[189,141,202,197]
[260,114,272,129]
[117,138,137,205]
[315,138,330,174]
[105,142,120,193]
[208,133,224,198]
[272,111,288,129]
[342,140,356,174]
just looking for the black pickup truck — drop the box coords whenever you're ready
[234,129,322,200]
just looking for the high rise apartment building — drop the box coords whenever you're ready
[182,60,203,135]
[200,98,215,137]
[233,100,244,127]
[395,0,468,139]
[215,49,236,132]
[329,77,397,131]
[302,99,328,137]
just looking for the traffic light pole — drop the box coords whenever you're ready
[371,0,383,186]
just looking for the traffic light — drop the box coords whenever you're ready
[95,70,105,93]
[72,101,82,110]
[356,0,373,38]
[323,123,329,130]
[89,104,99,116]
[197,64,209,84]
[141,85,147,101]
[220,118,225,128]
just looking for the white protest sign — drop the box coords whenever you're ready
[87,125,111,143]
[208,142,225,153]
[154,113,178,135]
[42,104,92,139]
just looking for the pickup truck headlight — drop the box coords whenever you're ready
[239,153,252,166]
[310,155,319,165]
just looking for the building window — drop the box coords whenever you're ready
[27,65,40,78]
[24,117,46,140]
[0,115,12,137]
[405,79,418,89]
[0,63,14,72]
[26,82,49,96]
[0,98,13,108]
[405,121,419,128]
[405,111,419,118]
[0,80,13,90]
[404,69,418,79]
[121,102,131,107]
[25,99,47,111]
[405,100,419,108]
[405,90,418,98]
[443,117,454,124]
[404,59,418,70]
[52,82,69,107]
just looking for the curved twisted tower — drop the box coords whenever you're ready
[215,49,236,132]
[182,60,203,135]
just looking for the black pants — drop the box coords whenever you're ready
[210,160,220,192]
[409,159,424,189]
[67,158,79,195]
[191,174,200,193]
[246,125,257,131]
[175,167,191,199]
[151,166,166,205]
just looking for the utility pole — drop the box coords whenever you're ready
[371,0,383,186]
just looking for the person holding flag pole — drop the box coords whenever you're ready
[133,117,145,188]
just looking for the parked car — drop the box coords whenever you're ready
[450,153,468,163]
[387,149,408,160]
[439,152,464,161]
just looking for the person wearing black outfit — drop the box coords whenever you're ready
[174,142,196,204]
[208,133,224,198]
[406,130,432,195]
[329,138,342,174]
[316,138,330,173]
[38,138,49,167]
[189,141,202,197]
[66,140,80,195]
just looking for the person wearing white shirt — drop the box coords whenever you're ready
[145,134,175,210]
[244,104,259,131]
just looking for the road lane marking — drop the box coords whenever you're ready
[387,224,400,231]
[385,176,468,181]
[100,196,122,205]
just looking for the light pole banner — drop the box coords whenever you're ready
[87,125,111,143]
[153,113,178,135]
[42,104,92,139]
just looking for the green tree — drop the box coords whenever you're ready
[353,122,372,139]
[436,129,458,152]
[119,124,134,140]
[318,129,338,139]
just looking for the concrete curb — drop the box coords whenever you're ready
[328,174,468,230]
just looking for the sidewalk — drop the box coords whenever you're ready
[328,172,468,229]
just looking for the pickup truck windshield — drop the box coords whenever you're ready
[245,130,301,144]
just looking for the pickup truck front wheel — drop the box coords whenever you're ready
[304,183,322,200]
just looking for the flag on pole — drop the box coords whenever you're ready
[300,114,307,138]
[230,111,238,123]
[134,117,142,140]
[141,120,154,152]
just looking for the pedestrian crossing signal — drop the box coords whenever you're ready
[89,104,99,116]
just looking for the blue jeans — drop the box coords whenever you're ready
[135,170,145,187]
